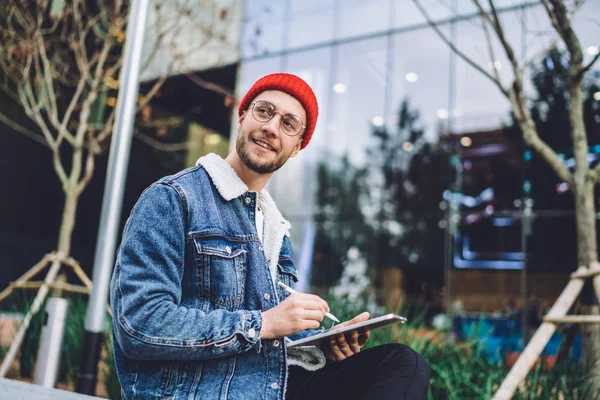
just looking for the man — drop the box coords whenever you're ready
[110,73,430,399]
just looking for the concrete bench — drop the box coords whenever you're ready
[0,378,105,400]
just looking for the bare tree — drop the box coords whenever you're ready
[414,0,600,397]
[0,0,236,273]
[0,0,236,376]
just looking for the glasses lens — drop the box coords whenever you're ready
[281,115,302,136]
[253,101,274,122]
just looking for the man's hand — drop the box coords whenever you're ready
[260,292,330,339]
[323,312,371,361]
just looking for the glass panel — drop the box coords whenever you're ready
[453,11,521,135]
[337,0,391,40]
[389,24,451,142]
[288,0,335,49]
[329,37,388,166]
[241,0,286,58]
[394,0,451,29]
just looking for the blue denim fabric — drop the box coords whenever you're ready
[110,165,319,399]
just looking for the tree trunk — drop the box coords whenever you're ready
[57,184,79,257]
[574,180,600,382]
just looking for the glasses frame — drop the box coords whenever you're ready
[250,101,306,137]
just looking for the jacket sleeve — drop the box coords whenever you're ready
[110,182,262,361]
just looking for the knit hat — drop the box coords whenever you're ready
[238,73,318,149]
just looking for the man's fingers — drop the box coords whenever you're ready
[348,331,362,353]
[301,309,326,322]
[299,299,329,314]
[294,293,329,311]
[359,330,371,346]
[328,338,345,361]
[335,335,354,358]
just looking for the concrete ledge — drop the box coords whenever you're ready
[0,378,105,399]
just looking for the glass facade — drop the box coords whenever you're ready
[236,0,600,330]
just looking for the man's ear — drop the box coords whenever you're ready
[289,140,303,158]
[237,111,246,130]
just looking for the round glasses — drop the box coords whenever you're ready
[250,101,305,137]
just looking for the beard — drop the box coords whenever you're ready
[236,128,292,174]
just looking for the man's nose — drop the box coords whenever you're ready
[262,113,283,136]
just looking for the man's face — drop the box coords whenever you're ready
[235,90,306,174]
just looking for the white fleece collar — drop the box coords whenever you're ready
[196,153,292,282]
[196,153,248,201]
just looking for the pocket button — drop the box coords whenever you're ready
[225,246,232,255]
[264,293,270,300]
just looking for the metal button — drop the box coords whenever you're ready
[248,328,256,338]
[264,293,271,300]
[225,246,232,254]
[273,340,279,347]
[245,197,251,204]
[271,382,279,389]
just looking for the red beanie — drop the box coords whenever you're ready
[238,73,318,149]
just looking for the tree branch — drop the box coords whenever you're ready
[18,79,57,149]
[546,0,583,76]
[0,110,50,148]
[134,130,189,152]
[475,3,502,84]
[185,73,234,98]
[412,0,509,98]
[36,34,59,129]
[581,51,600,75]
[77,133,96,196]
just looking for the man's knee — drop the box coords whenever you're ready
[374,344,430,382]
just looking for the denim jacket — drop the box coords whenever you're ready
[110,153,325,400]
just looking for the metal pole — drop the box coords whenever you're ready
[521,197,533,342]
[75,0,151,394]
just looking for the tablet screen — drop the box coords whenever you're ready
[286,314,407,348]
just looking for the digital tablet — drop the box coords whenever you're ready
[286,313,407,348]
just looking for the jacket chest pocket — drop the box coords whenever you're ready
[194,237,246,311]
[277,256,298,299]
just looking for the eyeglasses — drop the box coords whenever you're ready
[250,100,305,137]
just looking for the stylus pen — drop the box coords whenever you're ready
[277,281,340,323]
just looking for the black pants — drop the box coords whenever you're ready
[286,343,430,400]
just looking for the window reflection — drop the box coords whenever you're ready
[288,0,335,49]
[241,0,286,57]
[330,37,388,165]
[337,0,390,39]
[390,24,451,141]
[394,0,451,28]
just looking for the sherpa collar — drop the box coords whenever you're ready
[196,153,248,201]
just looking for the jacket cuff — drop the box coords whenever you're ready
[241,310,262,351]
